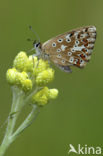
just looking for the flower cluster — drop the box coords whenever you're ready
[6,51,58,106]
[32,87,58,106]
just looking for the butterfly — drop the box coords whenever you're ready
[31,26,97,73]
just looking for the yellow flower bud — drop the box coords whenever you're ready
[6,68,17,85]
[21,79,33,92]
[48,89,58,99]
[13,51,28,71]
[36,68,54,86]
[32,87,49,106]
[15,72,27,85]
[21,71,28,79]
[34,59,49,76]
[26,56,38,72]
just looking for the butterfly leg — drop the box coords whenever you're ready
[42,53,51,66]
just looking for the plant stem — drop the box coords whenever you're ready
[11,105,39,142]
[0,85,40,156]
[24,86,41,104]
[0,87,25,156]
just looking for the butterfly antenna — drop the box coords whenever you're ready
[29,26,40,42]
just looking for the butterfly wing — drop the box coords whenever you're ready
[42,26,96,72]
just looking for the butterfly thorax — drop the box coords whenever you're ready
[34,41,50,60]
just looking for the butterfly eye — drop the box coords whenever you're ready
[52,42,56,47]
[35,42,40,48]
[36,44,38,47]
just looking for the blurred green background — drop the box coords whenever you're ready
[0,0,103,155]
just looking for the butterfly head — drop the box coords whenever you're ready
[33,40,42,56]
[33,40,41,49]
